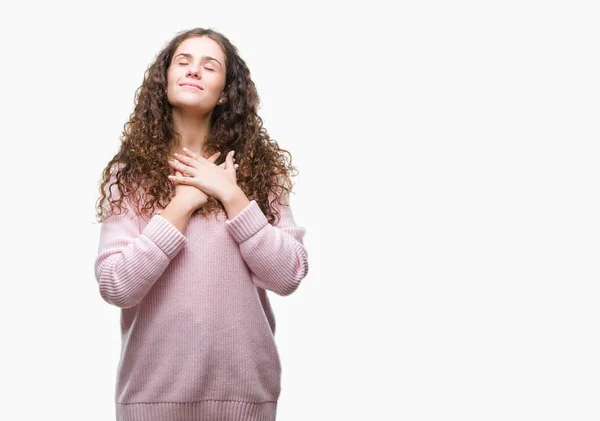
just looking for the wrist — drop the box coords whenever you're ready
[220,185,242,205]
[171,194,196,215]
[221,186,251,219]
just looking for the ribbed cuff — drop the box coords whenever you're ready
[225,200,269,243]
[116,400,277,421]
[141,214,187,259]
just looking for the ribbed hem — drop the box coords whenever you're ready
[225,200,269,243]
[141,214,188,259]
[116,400,277,421]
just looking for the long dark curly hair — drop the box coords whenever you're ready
[95,27,298,225]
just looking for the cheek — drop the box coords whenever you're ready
[166,74,175,89]
[208,75,227,91]
[166,68,180,88]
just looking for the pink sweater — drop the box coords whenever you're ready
[94,176,309,421]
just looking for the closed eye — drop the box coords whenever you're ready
[177,62,215,72]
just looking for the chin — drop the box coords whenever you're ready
[172,101,213,114]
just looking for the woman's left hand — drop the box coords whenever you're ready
[168,148,239,202]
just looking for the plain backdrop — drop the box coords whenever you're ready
[0,1,599,420]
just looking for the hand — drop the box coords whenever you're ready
[168,148,239,202]
[169,151,235,210]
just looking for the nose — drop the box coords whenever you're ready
[186,63,202,78]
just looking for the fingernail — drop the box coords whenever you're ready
[231,150,235,157]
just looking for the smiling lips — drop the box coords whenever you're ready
[180,83,203,90]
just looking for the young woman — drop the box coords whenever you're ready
[94,27,309,421]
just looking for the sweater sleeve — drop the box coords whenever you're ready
[94,178,188,308]
[224,193,309,296]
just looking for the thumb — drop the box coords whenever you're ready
[226,150,235,173]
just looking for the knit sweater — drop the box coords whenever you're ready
[94,176,309,421]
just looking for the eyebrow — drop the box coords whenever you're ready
[173,53,222,67]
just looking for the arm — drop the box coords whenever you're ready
[224,191,309,296]
[94,176,189,308]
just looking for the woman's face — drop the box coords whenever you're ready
[166,36,227,114]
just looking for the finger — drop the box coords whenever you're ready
[168,158,194,175]
[219,162,239,171]
[206,151,221,163]
[168,173,189,183]
[225,150,235,174]
[181,147,209,163]
[172,153,198,168]
[181,149,221,164]
[180,148,200,160]
[169,169,181,182]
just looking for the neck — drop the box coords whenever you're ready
[172,108,213,157]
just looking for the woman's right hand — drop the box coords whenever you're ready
[171,152,233,210]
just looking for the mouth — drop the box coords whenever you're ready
[180,83,203,90]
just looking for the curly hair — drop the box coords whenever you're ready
[95,27,299,225]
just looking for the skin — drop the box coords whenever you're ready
[166,35,227,155]
[164,35,250,221]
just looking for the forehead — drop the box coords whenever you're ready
[173,36,225,62]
